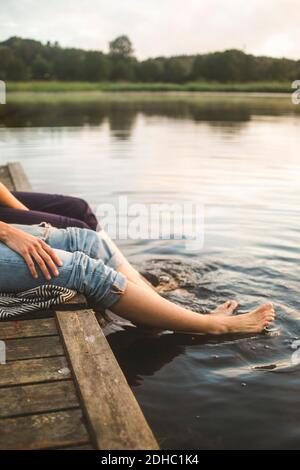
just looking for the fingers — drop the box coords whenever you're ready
[23,252,39,279]
[25,241,62,281]
[31,244,63,280]
[37,246,60,278]
[31,250,51,280]
[40,240,63,267]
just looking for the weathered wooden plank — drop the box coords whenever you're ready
[0,310,55,322]
[0,356,71,387]
[0,165,14,190]
[55,444,94,450]
[5,335,64,361]
[0,317,57,340]
[0,380,79,418]
[8,161,32,191]
[57,293,88,311]
[0,409,90,450]
[65,294,87,305]
[56,309,159,450]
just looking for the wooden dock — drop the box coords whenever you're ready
[0,163,159,450]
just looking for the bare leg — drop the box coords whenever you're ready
[118,262,155,293]
[111,281,276,335]
[100,230,156,293]
[99,231,276,334]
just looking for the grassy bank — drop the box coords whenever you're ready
[6,81,292,93]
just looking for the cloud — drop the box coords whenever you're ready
[0,0,299,59]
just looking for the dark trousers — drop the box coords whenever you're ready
[0,191,99,231]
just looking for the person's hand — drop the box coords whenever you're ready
[2,224,63,280]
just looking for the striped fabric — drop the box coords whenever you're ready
[0,285,77,319]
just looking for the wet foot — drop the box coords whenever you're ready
[218,302,276,335]
[210,300,238,316]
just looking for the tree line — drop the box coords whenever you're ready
[0,35,299,83]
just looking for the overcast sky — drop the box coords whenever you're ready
[1,0,299,59]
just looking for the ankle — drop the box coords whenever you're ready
[207,317,230,335]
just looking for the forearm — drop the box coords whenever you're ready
[0,183,29,210]
[0,221,13,243]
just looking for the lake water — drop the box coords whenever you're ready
[1,92,300,449]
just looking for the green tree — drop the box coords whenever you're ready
[32,54,51,79]
[269,58,296,81]
[84,51,110,81]
[0,35,298,83]
[191,55,205,81]
[137,59,165,82]
[200,50,250,82]
[7,56,28,80]
[109,58,136,81]
[54,48,85,81]
[3,36,43,65]
[0,46,12,79]
[109,35,134,59]
[163,57,193,83]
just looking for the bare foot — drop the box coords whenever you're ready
[210,300,238,316]
[217,302,276,335]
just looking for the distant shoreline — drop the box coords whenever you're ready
[6,81,292,94]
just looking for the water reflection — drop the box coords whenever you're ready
[109,107,137,140]
[1,93,298,140]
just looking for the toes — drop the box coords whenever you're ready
[263,314,275,326]
[226,300,238,310]
[254,302,275,315]
[265,302,273,308]
[265,311,276,320]
[261,302,273,312]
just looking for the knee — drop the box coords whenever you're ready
[73,197,90,214]
[62,195,98,231]
[66,250,126,309]
[65,226,99,255]
[74,197,98,231]
[71,197,92,218]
